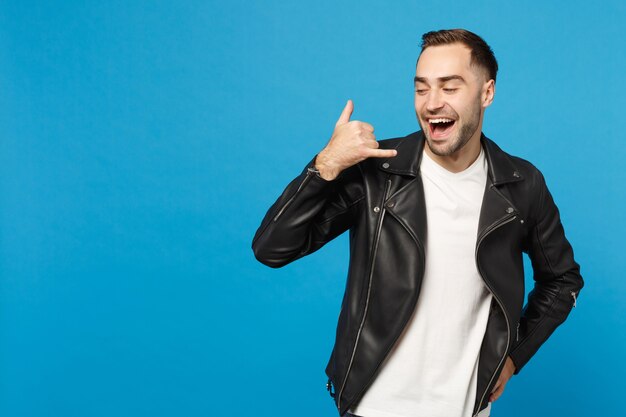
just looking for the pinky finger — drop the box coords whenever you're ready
[366,148,398,158]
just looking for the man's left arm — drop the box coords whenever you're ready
[508,168,584,375]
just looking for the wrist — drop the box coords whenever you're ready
[314,151,341,181]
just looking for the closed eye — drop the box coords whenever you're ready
[443,88,458,93]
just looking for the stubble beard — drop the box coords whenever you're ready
[424,103,482,157]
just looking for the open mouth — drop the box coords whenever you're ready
[428,118,456,139]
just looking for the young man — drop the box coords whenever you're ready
[252,29,583,417]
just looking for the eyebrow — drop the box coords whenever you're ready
[414,75,466,85]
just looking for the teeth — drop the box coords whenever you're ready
[429,118,454,124]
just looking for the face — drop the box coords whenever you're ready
[414,43,494,157]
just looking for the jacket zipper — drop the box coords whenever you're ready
[571,291,577,307]
[273,168,315,222]
[472,213,517,417]
[337,178,392,411]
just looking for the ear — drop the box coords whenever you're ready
[482,79,495,108]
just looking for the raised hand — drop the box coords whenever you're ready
[315,100,397,180]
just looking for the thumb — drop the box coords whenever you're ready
[336,99,353,126]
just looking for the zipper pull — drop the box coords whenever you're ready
[516,322,520,342]
[326,378,335,398]
[570,291,577,308]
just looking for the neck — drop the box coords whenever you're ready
[424,129,483,173]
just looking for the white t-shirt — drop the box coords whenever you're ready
[349,146,493,417]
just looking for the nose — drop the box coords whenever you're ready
[425,90,445,112]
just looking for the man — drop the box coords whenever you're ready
[252,29,583,417]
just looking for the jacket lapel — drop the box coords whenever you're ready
[377,132,426,248]
[476,135,525,239]
[376,131,525,246]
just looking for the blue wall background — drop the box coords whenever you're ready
[1,1,624,416]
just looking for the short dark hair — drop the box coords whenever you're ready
[418,29,498,83]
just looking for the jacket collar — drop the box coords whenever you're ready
[378,130,524,185]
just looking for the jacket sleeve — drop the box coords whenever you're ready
[508,169,584,375]
[251,156,361,268]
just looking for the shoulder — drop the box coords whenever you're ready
[377,131,422,150]
[510,155,545,183]
[485,140,556,224]
[483,136,546,188]
[341,131,421,188]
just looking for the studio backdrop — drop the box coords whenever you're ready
[1,1,624,416]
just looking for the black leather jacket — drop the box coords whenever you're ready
[252,130,584,416]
